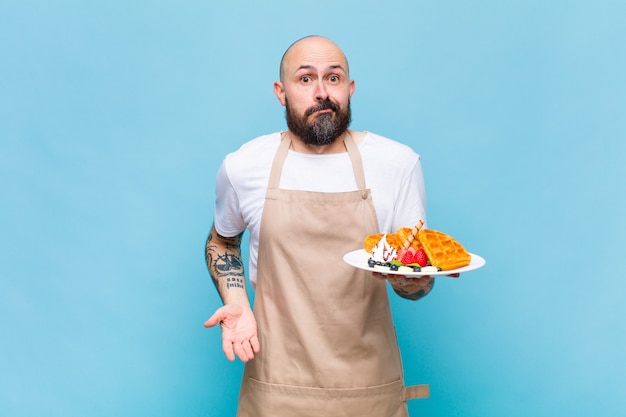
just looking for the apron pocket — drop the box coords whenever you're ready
[239,377,410,417]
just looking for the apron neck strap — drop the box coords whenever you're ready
[267,132,368,191]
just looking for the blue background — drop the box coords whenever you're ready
[2,1,625,416]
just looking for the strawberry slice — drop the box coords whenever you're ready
[398,248,418,265]
[416,248,428,267]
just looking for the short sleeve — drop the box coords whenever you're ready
[392,156,427,231]
[213,161,246,237]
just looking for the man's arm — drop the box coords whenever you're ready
[205,225,247,304]
[204,224,259,362]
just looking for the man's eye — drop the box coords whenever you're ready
[329,75,339,82]
[301,76,311,83]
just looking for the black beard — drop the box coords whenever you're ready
[285,98,351,146]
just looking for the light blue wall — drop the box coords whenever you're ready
[2,1,625,416]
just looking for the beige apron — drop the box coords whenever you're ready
[237,133,428,417]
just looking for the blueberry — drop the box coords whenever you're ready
[367,259,376,267]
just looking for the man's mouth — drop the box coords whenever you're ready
[305,99,339,116]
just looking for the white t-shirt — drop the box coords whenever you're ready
[214,131,427,287]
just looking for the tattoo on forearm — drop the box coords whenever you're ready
[226,276,245,289]
[205,229,245,299]
[394,278,435,301]
[212,252,244,277]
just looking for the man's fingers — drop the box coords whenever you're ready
[240,341,255,361]
[222,339,236,362]
[250,336,260,353]
[233,341,253,363]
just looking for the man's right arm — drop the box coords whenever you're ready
[204,224,259,362]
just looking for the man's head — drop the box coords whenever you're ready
[274,36,355,147]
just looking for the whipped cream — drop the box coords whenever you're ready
[369,234,398,263]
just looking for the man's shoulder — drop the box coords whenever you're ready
[361,131,420,160]
[226,132,282,158]
[222,132,282,168]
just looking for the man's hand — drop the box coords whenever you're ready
[384,274,434,299]
[204,304,260,362]
[372,272,456,300]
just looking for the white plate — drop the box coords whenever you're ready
[342,249,486,277]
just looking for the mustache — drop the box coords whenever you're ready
[305,99,340,116]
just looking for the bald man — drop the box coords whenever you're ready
[205,36,431,416]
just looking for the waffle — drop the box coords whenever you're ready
[417,229,471,270]
[363,233,403,253]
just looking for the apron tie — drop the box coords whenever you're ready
[400,384,430,401]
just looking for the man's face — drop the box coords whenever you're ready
[274,37,355,146]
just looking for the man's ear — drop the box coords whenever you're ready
[274,81,286,106]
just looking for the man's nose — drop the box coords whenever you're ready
[315,81,329,100]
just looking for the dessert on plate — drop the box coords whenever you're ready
[364,220,471,272]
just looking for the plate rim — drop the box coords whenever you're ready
[342,249,486,277]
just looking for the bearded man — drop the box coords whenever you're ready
[204,36,433,417]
